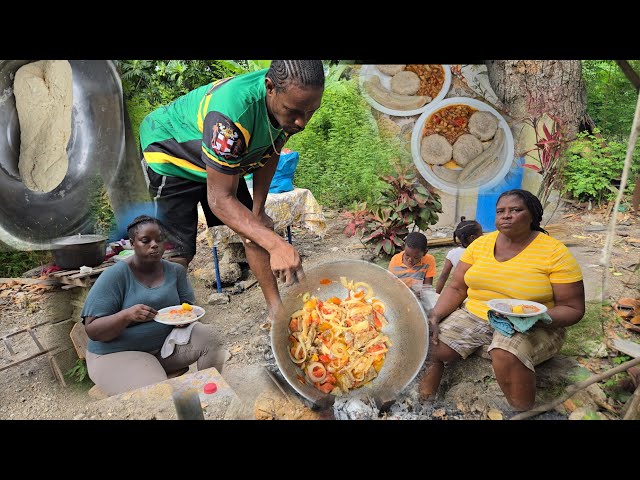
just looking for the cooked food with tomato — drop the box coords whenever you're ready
[511,304,541,314]
[404,64,446,98]
[420,103,504,186]
[492,302,541,314]
[364,64,445,111]
[157,304,198,323]
[288,278,392,396]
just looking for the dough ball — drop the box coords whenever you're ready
[390,71,420,96]
[468,111,499,141]
[376,65,406,76]
[452,134,484,167]
[421,134,453,166]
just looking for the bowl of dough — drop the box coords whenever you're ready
[411,97,515,194]
[358,64,451,117]
[0,60,128,251]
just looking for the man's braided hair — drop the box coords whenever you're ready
[266,60,325,93]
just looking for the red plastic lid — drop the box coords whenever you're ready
[203,383,217,394]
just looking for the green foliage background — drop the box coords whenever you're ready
[582,60,640,141]
[287,76,407,207]
[562,129,640,203]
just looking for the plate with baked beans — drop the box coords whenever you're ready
[358,64,451,117]
[411,97,514,194]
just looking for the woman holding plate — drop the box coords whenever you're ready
[419,189,585,411]
[81,215,225,396]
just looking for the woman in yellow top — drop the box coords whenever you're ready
[419,189,585,411]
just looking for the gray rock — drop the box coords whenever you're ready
[333,395,379,420]
[207,292,230,305]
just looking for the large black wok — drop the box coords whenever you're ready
[271,259,429,408]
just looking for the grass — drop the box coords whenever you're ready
[560,303,608,356]
[0,251,53,278]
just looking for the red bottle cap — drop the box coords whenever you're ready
[203,383,217,394]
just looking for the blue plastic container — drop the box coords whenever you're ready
[475,157,525,232]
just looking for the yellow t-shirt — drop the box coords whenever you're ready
[460,231,583,320]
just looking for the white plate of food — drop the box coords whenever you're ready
[358,64,451,117]
[411,97,515,194]
[487,299,548,317]
[155,304,205,325]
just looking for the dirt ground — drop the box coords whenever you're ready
[1,202,639,420]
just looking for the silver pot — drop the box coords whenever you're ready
[271,259,429,409]
[51,234,107,269]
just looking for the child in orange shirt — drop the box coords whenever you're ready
[388,232,436,294]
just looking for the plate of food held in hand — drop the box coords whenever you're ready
[487,299,547,318]
[359,64,451,116]
[411,97,514,194]
[155,303,205,325]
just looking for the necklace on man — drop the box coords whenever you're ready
[267,115,283,156]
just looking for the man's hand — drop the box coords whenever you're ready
[125,304,158,323]
[270,241,305,286]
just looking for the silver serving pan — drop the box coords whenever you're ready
[271,259,429,408]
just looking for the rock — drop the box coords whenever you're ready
[207,293,230,305]
[253,389,320,420]
[569,407,607,420]
[220,243,247,263]
[333,395,379,420]
[42,289,75,323]
[194,261,242,285]
[580,340,609,358]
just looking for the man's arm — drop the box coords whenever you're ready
[206,165,303,284]
[252,154,279,218]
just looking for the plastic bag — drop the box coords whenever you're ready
[269,149,299,194]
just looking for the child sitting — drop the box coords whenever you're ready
[435,217,483,294]
[388,232,436,294]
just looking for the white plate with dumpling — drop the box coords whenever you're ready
[411,97,515,194]
[358,64,451,117]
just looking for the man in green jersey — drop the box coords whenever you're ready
[139,60,325,319]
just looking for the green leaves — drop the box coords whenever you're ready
[561,128,640,204]
[65,359,88,384]
[119,60,243,104]
[287,70,403,207]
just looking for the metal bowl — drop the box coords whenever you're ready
[271,259,429,408]
[0,60,127,251]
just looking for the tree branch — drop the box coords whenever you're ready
[510,356,640,420]
[615,60,640,91]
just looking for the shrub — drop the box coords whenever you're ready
[286,77,408,207]
[561,129,640,204]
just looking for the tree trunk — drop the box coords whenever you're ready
[485,60,587,140]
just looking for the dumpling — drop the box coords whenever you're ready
[468,111,499,141]
[390,71,420,96]
[376,65,406,76]
[421,134,452,166]
[453,134,483,167]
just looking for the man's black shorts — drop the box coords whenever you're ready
[142,160,253,259]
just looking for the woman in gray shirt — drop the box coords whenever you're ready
[81,215,225,396]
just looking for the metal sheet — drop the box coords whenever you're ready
[271,259,429,408]
[0,60,126,250]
